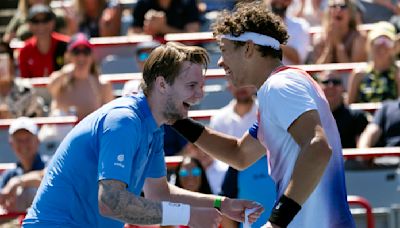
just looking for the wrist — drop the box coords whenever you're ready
[161,201,190,226]
[268,194,301,228]
[213,196,226,212]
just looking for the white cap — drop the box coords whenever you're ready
[9,117,38,136]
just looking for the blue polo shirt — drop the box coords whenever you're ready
[0,154,45,188]
[24,93,167,228]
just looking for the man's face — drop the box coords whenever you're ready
[29,13,54,37]
[227,80,256,104]
[218,39,249,88]
[9,130,39,163]
[163,61,204,123]
[319,72,343,106]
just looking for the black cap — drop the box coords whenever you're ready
[28,4,55,22]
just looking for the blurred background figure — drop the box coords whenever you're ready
[210,81,275,228]
[0,41,46,119]
[38,33,113,150]
[129,0,201,37]
[358,98,400,148]
[266,0,311,65]
[18,4,68,78]
[63,0,122,37]
[347,21,400,104]
[2,0,68,43]
[47,33,114,120]
[318,70,368,148]
[174,156,212,194]
[122,40,161,95]
[310,0,367,64]
[0,117,46,214]
[184,143,228,195]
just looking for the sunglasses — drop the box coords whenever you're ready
[329,4,348,9]
[71,47,91,56]
[373,36,394,48]
[137,51,150,62]
[321,78,342,86]
[179,167,202,177]
[30,15,53,24]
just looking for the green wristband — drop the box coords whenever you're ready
[213,197,223,211]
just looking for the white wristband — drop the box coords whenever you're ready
[161,201,191,226]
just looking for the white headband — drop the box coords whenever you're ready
[219,32,281,50]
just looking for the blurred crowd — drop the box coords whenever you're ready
[1,0,400,226]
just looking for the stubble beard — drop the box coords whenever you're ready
[163,94,184,123]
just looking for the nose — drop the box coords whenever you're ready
[195,85,204,100]
[217,56,224,67]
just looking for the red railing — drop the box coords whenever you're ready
[348,195,375,228]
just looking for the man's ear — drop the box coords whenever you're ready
[245,41,255,58]
[155,76,168,93]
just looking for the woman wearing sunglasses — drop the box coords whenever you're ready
[47,33,114,120]
[310,0,367,64]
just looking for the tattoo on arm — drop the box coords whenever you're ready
[99,179,162,225]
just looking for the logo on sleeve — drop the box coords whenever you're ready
[114,154,125,168]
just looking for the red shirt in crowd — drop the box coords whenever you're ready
[18,32,69,78]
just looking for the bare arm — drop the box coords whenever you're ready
[98,179,162,225]
[347,71,364,104]
[284,110,332,205]
[357,123,382,148]
[195,130,266,170]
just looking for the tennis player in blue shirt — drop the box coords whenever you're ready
[23,42,263,228]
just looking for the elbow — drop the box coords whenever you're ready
[315,139,332,166]
[98,195,115,218]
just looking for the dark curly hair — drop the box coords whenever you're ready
[212,1,289,59]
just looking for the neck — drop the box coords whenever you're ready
[234,99,254,117]
[37,35,52,54]
[146,93,166,127]
[20,157,33,172]
[330,99,343,112]
[73,66,91,80]
[257,59,283,89]
[372,57,393,72]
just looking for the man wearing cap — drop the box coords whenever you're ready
[18,4,69,78]
[171,2,355,227]
[0,117,45,212]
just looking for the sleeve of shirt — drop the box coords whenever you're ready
[98,108,141,185]
[373,103,387,129]
[266,75,317,131]
[132,0,147,27]
[18,47,30,78]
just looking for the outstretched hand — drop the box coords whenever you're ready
[221,197,264,224]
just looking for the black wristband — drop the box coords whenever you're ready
[268,195,301,228]
[172,118,205,143]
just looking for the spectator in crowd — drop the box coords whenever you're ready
[2,0,68,43]
[358,98,400,148]
[18,4,68,78]
[63,0,122,37]
[129,0,201,37]
[174,156,212,194]
[347,21,400,104]
[122,41,161,95]
[318,70,368,148]
[0,42,46,118]
[211,81,276,228]
[47,33,114,120]
[311,0,367,64]
[0,117,46,212]
[266,0,311,65]
[184,143,228,195]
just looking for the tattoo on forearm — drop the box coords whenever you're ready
[99,180,162,225]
